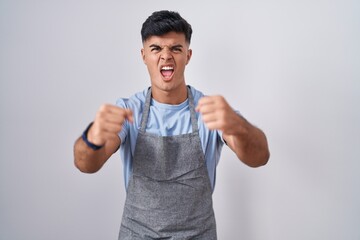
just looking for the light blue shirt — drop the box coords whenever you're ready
[116,86,225,191]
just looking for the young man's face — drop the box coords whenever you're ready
[141,31,192,97]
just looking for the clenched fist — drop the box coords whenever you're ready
[87,104,133,146]
[196,96,243,136]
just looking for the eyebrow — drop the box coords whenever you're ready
[171,44,183,48]
[149,44,160,48]
[149,44,184,49]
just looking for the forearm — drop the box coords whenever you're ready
[223,117,270,167]
[74,105,131,173]
[196,95,269,167]
[73,136,117,173]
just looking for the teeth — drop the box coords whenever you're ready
[161,66,174,70]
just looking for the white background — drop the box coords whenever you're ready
[1,0,359,239]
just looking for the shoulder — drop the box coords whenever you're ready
[115,88,149,111]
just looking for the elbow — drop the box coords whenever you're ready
[74,158,100,174]
[241,149,270,168]
[248,137,270,168]
[257,149,270,167]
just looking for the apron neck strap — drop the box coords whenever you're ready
[140,86,199,133]
[187,86,199,132]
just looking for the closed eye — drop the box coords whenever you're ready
[150,46,161,52]
[171,45,183,52]
[148,44,184,53]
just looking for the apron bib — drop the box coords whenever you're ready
[119,87,217,240]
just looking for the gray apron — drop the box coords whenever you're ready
[119,87,217,240]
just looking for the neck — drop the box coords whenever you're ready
[151,84,188,104]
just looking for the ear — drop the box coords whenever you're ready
[186,49,192,65]
[141,48,146,64]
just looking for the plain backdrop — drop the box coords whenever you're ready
[1,0,359,239]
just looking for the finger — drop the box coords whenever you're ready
[197,96,215,106]
[196,97,213,110]
[91,121,121,138]
[201,112,219,123]
[123,109,134,123]
[203,121,222,131]
[198,95,225,105]
[97,105,133,124]
[107,110,133,124]
[99,104,132,118]
[95,116,124,133]
[99,104,123,114]
[197,104,217,115]
[108,107,134,124]
[99,121,124,133]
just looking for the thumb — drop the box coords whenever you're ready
[124,109,134,123]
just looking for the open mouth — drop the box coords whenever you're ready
[160,66,174,80]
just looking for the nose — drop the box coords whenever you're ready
[160,47,173,61]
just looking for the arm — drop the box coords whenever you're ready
[74,104,133,173]
[74,133,120,173]
[196,96,269,167]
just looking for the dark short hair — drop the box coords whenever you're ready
[141,10,192,44]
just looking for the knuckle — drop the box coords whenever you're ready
[214,95,222,101]
[99,104,109,111]
[96,110,105,118]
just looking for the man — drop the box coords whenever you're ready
[74,10,269,239]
